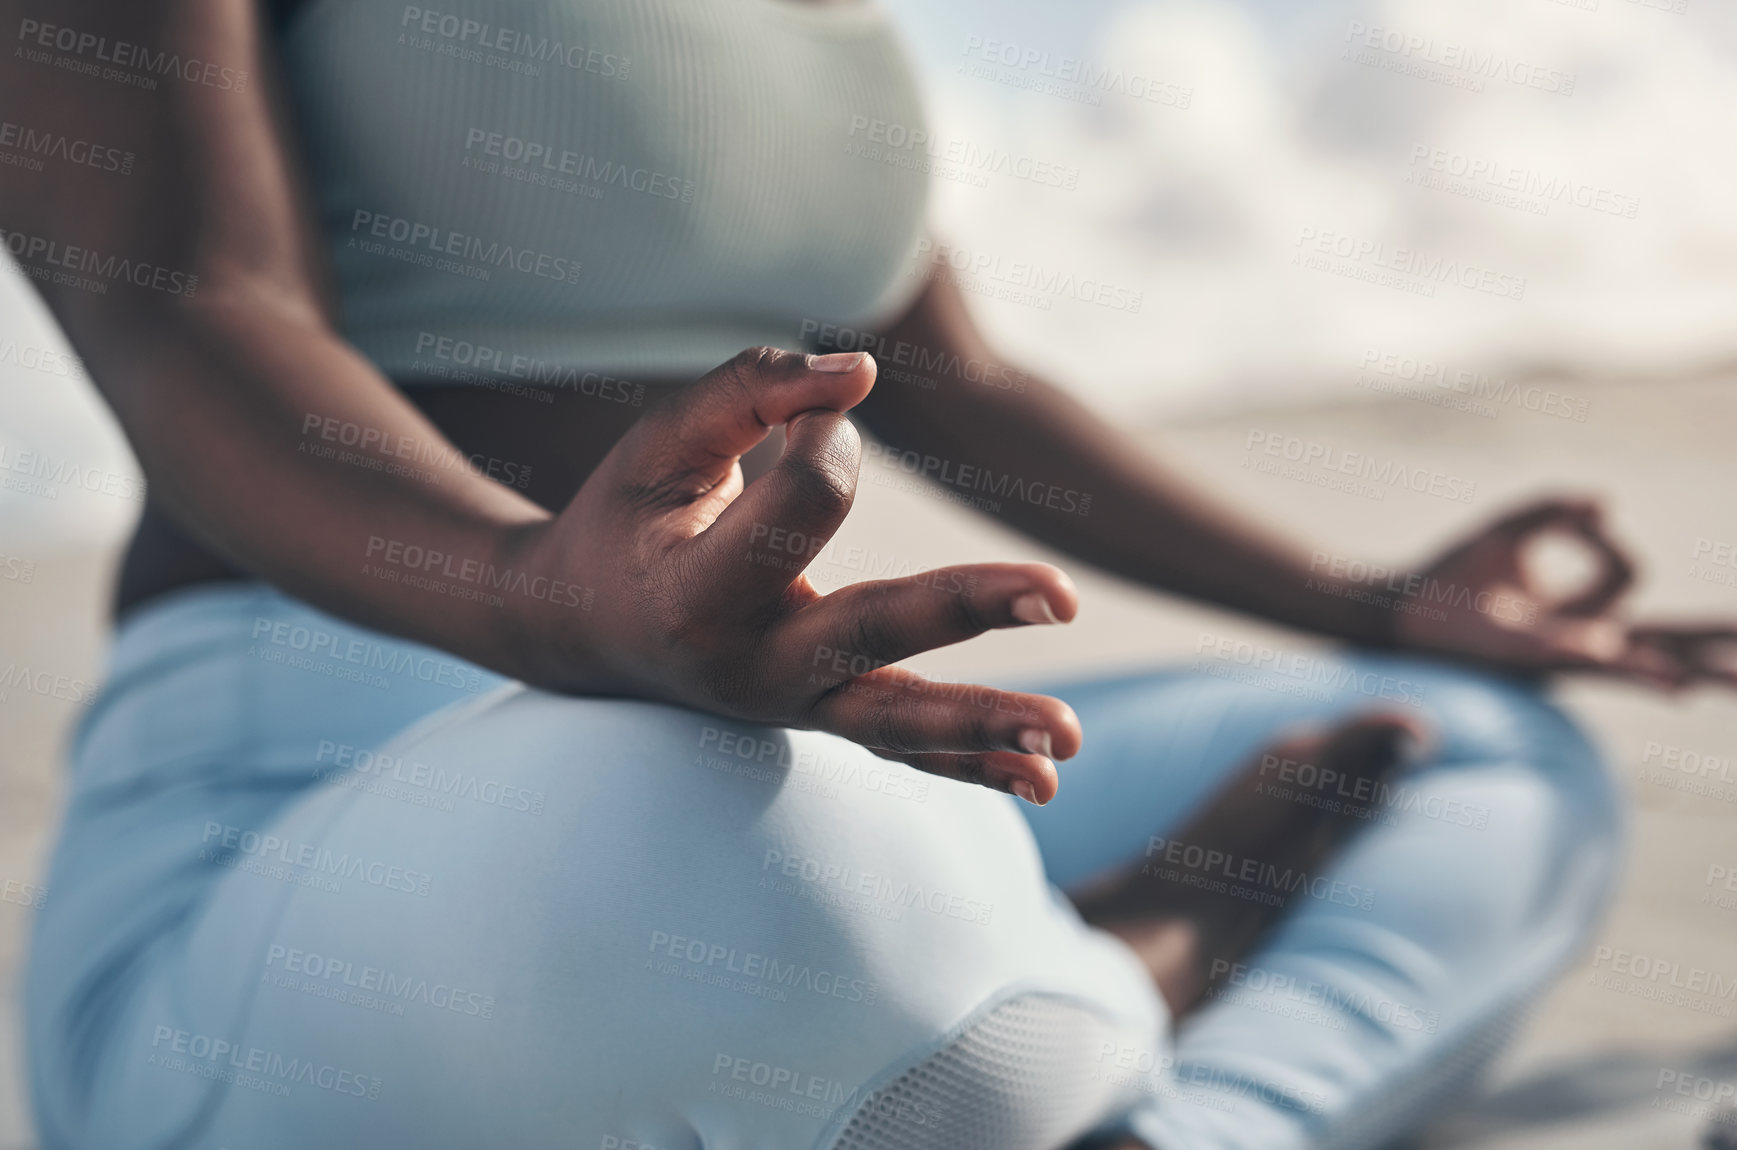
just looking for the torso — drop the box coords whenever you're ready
[119,0,929,617]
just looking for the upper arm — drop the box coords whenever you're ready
[0,1,334,354]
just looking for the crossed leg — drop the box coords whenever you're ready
[27,589,1622,1150]
[1022,654,1624,1150]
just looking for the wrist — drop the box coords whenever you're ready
[470,515,594,689]
[1306,568,1410,651]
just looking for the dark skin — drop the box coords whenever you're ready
[6,3,1736,1143]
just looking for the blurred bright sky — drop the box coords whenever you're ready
[4,0,1735,550]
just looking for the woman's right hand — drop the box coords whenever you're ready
[503,346,1084,803]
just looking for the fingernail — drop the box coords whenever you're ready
[1019,728,1053,757]
[808,352,865,373]
[1011,593,1060,626]
[1011,778,1041,805]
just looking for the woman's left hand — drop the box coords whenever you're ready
[1389,497,1737,689]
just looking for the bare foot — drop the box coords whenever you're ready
[1071,713,1425,1017]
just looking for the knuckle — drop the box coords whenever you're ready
[779,451,856,520]
[940,578,994,635]
[953,756,990,788]
[958,711,998,753]
[732,345,797,381]
[730,345,771,373]
[696,660,757,711]
[844,589,906,663]
[852,689,908,752]
[707,356,756,411]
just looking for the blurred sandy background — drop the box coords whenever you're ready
[3,0,1736,1146]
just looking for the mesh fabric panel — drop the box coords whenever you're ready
[828,995,1137,1150]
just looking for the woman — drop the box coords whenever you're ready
[5,1,1728,1148]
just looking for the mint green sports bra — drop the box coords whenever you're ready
[275,0,931,382]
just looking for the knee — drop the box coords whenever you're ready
[1366,656,1621,846]
[1349,659,1624,949]
[372,690,1159,1145]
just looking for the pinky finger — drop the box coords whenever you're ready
[869,748,1060,805]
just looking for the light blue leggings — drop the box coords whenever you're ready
[25,584,1622,1150]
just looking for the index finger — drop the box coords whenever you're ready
[596,347,876,514]
[1550,505,1636,618]
[1486,498,1635,617]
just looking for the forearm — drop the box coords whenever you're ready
[76,289,559,680]
[854,285,1393,646]
[0,3,570,677]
